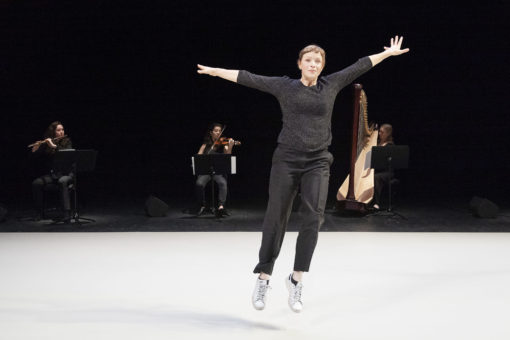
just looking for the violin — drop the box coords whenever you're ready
[214,137,241,146]
[27,135,68,148]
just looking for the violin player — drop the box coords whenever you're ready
[194,122,238,217]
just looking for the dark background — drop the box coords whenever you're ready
[1,1,509,211]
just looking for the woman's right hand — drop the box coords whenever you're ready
[45,138,57,149]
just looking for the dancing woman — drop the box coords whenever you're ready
[197,36,409,312]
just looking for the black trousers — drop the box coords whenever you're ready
[32,174,74,212]
[254,145,333,275]
[195,174,228,207]
[373,171,393,206]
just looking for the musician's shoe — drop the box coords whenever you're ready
[216,207,229,218]
[285,274,303,313]
[252,277,271,310]
[52,210,72,224]
[367,203,380,213]
[33,209,45,221]
[192,206,206,216]
[63,210,72,224]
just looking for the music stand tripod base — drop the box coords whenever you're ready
[369,208,408,220]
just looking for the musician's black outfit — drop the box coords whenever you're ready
[32,138,73,220]
[195,143,228,210]
[237,56,373,275]
[372,141,395,208]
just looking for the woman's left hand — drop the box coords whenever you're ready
[384,35,410,56]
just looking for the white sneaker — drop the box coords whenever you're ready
[285,274,303,313]
[252,278,271,310]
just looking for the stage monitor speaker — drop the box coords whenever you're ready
[469,196,499,218]
[144,196,168,217]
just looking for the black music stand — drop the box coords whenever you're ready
[52,149,98,224]
[370,145,409,219]
[192,154,235,215]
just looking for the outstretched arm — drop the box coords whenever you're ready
[368,35,410,67]
[197,64,239,83]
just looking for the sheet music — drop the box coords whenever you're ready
[231,156,236,174]
[364,150,372,170]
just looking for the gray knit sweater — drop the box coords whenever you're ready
[237,56,373,152]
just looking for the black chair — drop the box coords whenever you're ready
[377,177,400,209]
[41,180,75,219]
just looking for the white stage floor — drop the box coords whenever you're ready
[1,232,509,340]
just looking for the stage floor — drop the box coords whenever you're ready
[1,232,510,340]
[2,197,510,232]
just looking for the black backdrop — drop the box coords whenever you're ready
[1,1,509,208]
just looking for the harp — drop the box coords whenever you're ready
[336,84,378,214]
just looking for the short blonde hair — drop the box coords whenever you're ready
[298,45,326,68]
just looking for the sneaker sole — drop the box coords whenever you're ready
[252,301,265,311]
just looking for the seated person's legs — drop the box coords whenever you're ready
[194,175,211,214]
[214,175,229,216]
[58,175,74,220]
[373,171,393,209]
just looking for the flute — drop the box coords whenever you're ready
[27,135,67,148]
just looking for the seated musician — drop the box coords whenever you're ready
[31,121,74,222]
[372,123,395,210]
[194,123,235,217]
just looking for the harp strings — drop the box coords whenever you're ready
[356,90,371,158]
